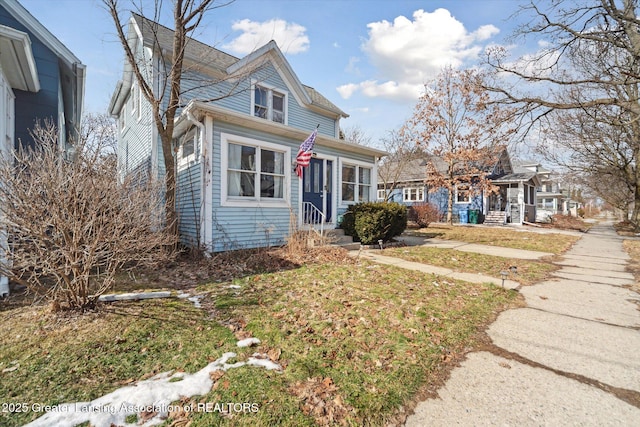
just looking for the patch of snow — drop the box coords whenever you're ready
[247,356,281,371]
[24,352,282,427]
[236,337,261,348]
[98,292,171,302]
[225,285,241,290]
[187,295,203,309]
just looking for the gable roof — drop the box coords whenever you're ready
[425,146,512,178]
[110,13,346,118]
[378,157,426,183]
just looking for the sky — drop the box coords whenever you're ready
[18,0,537,145]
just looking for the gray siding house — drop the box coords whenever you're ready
[109,14,385,252]
[0,0,86,296]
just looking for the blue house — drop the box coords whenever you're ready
[0,0,86,296]
[378,148,541,225]
[108,14,385,252]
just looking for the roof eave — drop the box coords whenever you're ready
[178,101,387,158]
[0,25,40,92]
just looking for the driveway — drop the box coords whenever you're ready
[405,220,640,426]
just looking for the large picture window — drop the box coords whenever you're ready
[222,134,290,207]
[253,84,286,124]
[341,163,372,203]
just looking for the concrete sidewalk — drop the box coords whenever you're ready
[404,220,640,426]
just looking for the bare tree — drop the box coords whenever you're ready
[342,125,372,147]
[485,0,640,225]
[539,104,636,217]
[105,0,234,238]
[0,119,176,310]
[403,66,517,223]
[377,129,424,202]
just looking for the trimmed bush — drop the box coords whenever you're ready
[411,202,441,227]
[341,202,407,245]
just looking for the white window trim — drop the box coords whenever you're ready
[251,80,288,125]
[130,83,137,117]
[377,189,387,201]
[454,184,471,204]
[177,130,197,171]
[339,158,374,206]
[120,100,127,133]
[403,186,424,202]
[137,83,142,122]
[221,133,291,208]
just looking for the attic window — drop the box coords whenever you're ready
[253,84,286,124]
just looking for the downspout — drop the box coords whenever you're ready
[185,111,206,249]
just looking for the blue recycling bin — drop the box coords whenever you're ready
[459,209,468,224]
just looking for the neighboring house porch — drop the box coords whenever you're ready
[486,171,541,225]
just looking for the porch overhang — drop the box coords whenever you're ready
[177,100,388,159]
[492,172,542,188]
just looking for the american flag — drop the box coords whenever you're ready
[295,128,318,178]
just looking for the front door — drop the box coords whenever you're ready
[303,158,323,223]
[303,158,332,223]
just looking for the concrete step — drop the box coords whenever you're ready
[484,211,506,225]
[325,228,345,238]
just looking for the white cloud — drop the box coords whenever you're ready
[345,56,361,75]
[336,83,359,99]
[339,8,500,101]
[223,18,310,55]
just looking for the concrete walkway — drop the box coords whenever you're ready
[403,220,640,426]
[352,251,521,289]
[349,233,556,290]
[397,235,554,260]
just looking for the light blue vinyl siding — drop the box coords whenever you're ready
[176,163,201,246]
[209,121,296,251]
[178,63,338,137]
[206,120,377,252]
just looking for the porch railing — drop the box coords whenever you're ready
[302,202,325,236]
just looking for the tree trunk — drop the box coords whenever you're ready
[447,188,453,225]
[160,133,178,239]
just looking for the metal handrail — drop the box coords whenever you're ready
[302,202,325,236]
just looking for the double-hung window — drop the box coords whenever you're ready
[177,130,197,170]
[455,184,470,203]
[403,187,424,202]
[253,84,286,124]
[222,134,289,206]
[341,162,372,203]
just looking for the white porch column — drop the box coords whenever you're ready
[200,115,214,251]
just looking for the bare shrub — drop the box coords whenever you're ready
[412,202,441,228]
[0,120,177,310]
